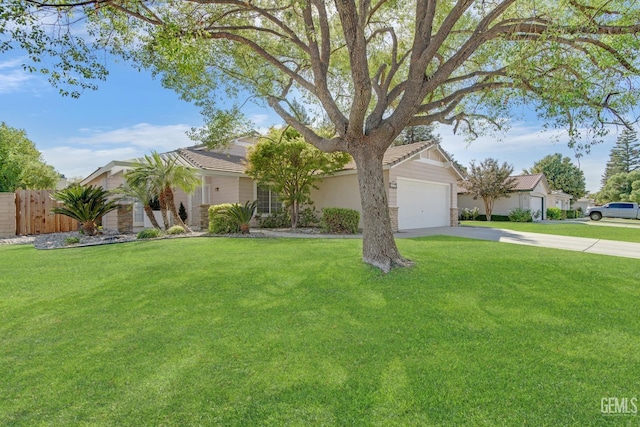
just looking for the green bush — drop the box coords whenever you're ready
[508,208,533,222]
[137,228,163,239]
[298,205,320,227]
[64,236,80,246]
[459,207,479,220]
[547,207,563,220]
[167,225,186,235]
[566,209,578,219]
[476,214,511,222]
[209,204,240,234]
[257,210,291,228]
[321,207,360,234]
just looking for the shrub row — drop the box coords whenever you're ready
[208,203,360,234]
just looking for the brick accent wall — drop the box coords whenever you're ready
[200,204,211,231]
[117,204,133,234]
[388,207,399,232]
[450,207,459,227]
[0,193,16,238]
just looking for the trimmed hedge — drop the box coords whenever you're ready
[321,207,360,234]
[476,214,510,222]
[209,204,240,234]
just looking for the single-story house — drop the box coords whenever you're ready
[457,173,554,220]
[547,190,572,211]
[82,138,465,232]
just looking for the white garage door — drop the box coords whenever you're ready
[530,196,543,221]
[397,178,450,229]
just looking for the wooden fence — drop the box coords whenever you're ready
[0,193,16,238]
[15,190,78,236]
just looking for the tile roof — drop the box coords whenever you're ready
[178,148,246,174]
[511,173,545,191]
[458,173,547,194]
[342,141,436,170]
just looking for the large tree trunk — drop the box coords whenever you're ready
[352,148,412,273]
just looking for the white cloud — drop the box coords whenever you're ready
[0,64,34,93]
[438,122,614,194]
[43,123,195,178]
[68,123,194,151]
[41,146,139,179]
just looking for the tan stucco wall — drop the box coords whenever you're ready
[239,177,254,204]
[310,173,366,227]
[0,193,16,237]
[209,176,240,205]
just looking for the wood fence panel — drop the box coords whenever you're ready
[15,190,78,235]
[0,193,16,238]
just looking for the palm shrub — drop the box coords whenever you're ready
[214,201,257,234]
[51,185,119,236]
[126,152,199,231]
[114,181,161,229]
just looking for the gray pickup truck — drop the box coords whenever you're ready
[585,202,640,221]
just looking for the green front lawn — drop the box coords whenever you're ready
[2,237,639,425]
[462,220,640,243]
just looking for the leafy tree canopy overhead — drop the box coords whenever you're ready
[524,153,586,202]
[0,122,60,192]
[4,0,640,270]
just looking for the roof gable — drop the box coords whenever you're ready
[340,141,465,179]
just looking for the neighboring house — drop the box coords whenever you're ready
[457,173,552,221]
[547,190,572,211]
[82,139,464,232]
[573,197,596,212]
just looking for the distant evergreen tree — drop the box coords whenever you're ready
[178,202,188,222]
[394,125,440,145]
[601,127,640,185]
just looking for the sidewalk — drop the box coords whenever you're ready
[259,226,640,260]
[395,226,640,260]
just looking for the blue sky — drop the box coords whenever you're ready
[0,52,615,193]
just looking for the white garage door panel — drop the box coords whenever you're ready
[397,178,449,229]
[530,196,543,221]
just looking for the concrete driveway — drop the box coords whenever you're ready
[396,226,640,260]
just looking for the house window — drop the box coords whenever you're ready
[257,185,282,214]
